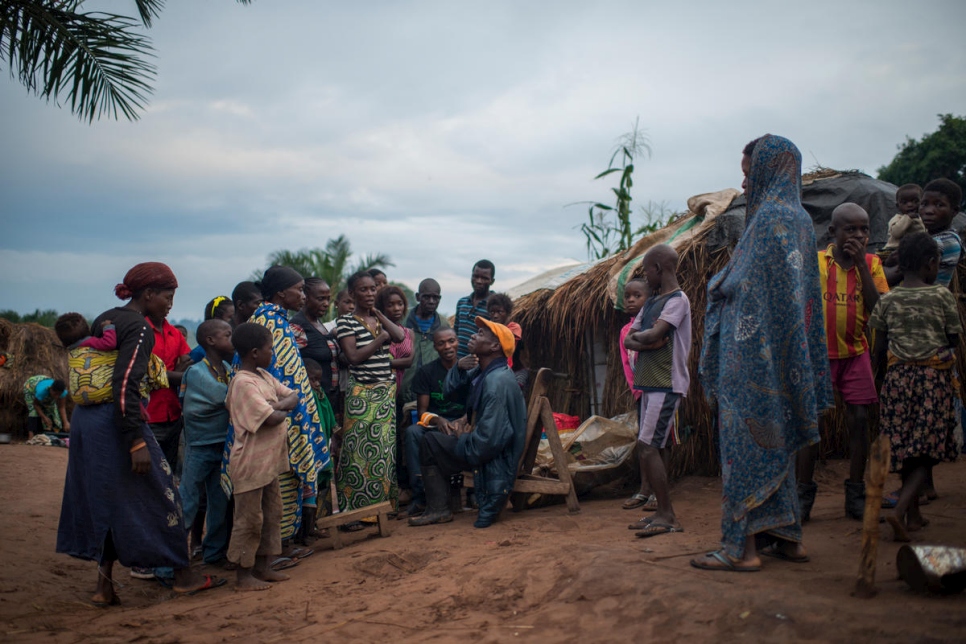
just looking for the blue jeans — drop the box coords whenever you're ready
[405,424,429,507]
[179,442,230,564]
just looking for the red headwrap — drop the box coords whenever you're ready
[114,262,179,300]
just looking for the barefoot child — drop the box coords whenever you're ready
[624,245,691,539]
[869,232,961,542]
[617,278,656,511]
[797,203,888,521]
[225,323,299,591]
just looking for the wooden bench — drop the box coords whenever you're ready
[315,501,393,550]
[464,367,580,514]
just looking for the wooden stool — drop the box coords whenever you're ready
[315,501,393,550]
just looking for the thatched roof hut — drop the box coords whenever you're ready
[512,170,902,477]
[0,319,69,438]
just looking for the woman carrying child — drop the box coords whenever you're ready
[336,272,406,517]
[57,262,223,606]
[869,232,961,542]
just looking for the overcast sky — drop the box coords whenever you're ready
[2,0,964,320]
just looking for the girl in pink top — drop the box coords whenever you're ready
[376,286,414,393]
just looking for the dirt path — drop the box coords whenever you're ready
[1,445,964,642]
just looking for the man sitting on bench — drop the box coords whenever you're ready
[409,317,527,529]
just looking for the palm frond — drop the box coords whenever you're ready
[1,1,156,122]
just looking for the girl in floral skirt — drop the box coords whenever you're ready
[869,232,962,542]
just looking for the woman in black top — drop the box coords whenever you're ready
[291,278,341,404]
[56,262,223,607]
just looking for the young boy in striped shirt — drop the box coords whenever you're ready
[797,203,889,521]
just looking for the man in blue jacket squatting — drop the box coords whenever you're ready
[408,316,527,529]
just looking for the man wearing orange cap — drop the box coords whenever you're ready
[409,317,527,529]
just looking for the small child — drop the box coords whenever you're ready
[225,323,299,591]
[190,296,236,363]
[55,312,168,406]
[624,244,691,539]
[869,232,961,542]
[618,278,654,510]
[179,319,235,565]
[921,178,964,289]
[299,358,339,543]
[879,184,925,260]
[486,293,527,387]
[798,203,889,521]
[55,312,117,352]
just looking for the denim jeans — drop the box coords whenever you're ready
[179,442,231,563]
[405,423,429,507]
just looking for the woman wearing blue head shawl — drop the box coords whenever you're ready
[692,135,833,572]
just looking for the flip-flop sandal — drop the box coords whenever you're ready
[640,495,659,512]
[690,550,761,573]
[628,516,655,530]
[288,546,314,560]
[635,523,684,539]
[177,575,227,596]
[760,544,810,563]
[622,493,649,510]
[881,492,898,509]
[271,557,300,571]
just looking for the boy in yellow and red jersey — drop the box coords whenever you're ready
[797,203,889,522]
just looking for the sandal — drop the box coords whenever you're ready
[176,574,227,595]
[339,521,366,533]
[760,543,810,563]
[635,523,684,539]
[271,557,300,571]
[287,546,314,560]
[628,516,655,530]
[622,493,649,510]
[690,550,760,572]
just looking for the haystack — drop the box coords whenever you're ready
[513,170,904,478]
[0,319,69,437]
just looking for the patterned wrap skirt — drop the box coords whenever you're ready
[56,403,190,568]
[336,377,397,512]
[880,363,959,472]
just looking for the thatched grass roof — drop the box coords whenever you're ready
[0,320,68,437]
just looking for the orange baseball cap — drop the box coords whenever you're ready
[475,316,515,359]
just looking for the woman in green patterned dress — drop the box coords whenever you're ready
[335,271,406,517]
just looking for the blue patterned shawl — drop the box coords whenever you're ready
[221,303,332,498]
[699,135,833,558]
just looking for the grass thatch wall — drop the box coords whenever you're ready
[513,198,883,478]
[515,215,733,477]
[0,319,69,437]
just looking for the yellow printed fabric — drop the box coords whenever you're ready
[68,348,169,405]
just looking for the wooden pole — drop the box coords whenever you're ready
[854,435,890,598]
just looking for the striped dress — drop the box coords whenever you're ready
[335,314,398,512]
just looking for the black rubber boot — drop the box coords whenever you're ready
[844,479,866,520]
[474,493,508,528]
[408,466,453,527]
[798,481,818,523]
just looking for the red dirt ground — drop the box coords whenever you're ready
[1,444,964,643]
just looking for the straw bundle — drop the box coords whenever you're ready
[0,319,69,437]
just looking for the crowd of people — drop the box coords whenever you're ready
[35,132,963,603]
[617,134,963,572]
[45,249,531,600]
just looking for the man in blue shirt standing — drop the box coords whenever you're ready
[454,260,495,359]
